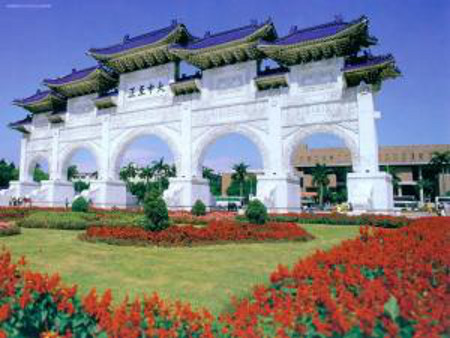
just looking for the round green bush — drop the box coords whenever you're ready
[245,199,268,225]
[191,199,206,216]
[71,196,89,213]
[143,190,170,232]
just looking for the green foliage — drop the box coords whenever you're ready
[73,180,90,193]
[32,164,49,183]
[0,224,21,236]
[72,196,89,213]
[191,199,206,216]
[231,162,249,198]
[67,164,79,181]
[17,212,96,230]
[142,190,170,232]
[202,166,222,196]
[311,163,331,206]
[227,174,257,201]
[0,159,19,189]
[245,199,268,225]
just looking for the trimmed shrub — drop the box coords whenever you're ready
[191,199,206,216]
[17,212,95,230]
[142,190,170,232]
[245,199,268,225]
[72,196,89,213]
[0,222,21,236]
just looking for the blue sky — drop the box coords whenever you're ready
[0,0,448,172]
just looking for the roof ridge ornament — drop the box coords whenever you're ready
[204,31,211,38]
[289,25,298,34]
[334,14,344,23]
[171,19,178,26]
[123,34,130,44]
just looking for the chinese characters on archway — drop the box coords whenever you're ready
[127,79,167,99]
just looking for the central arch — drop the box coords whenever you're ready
[192,125,270,177]
[109,126,181,180]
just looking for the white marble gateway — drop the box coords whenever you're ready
[2,17,399,212]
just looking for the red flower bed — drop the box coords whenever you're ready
[170,211,236,225]
[0,222,20,236]
[84,220,313,246]
[0,217,448,336]
[221,217,450,337]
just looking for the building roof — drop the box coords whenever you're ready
[170,20,277,69]
[179,21,275,50]
[87,21,193,73]
[258,16,376,66]
[13,90,66,114]
[271,17,369,46]
[343,54,400,90]
[8,115,32,127]
[43,65,117,98]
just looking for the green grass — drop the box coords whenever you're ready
[0,224,359,314]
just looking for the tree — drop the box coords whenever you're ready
[119,162,138,184]
[429,151,450,175]
[139,165,154,185]
[231,162,249,198]
[0,159,19,189]
[67,165,79,181]
[415,178,435,201]
[73,181,90,193]
[311,163,330,207]
[202,166,222,196]
[383,165,401,194]
[142,189,170,232]
[33,164,49,183]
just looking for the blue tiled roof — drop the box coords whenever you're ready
[9,115,32,127]
[89,23,181,56]
[269,17,367,46]
[13,90,51,105]
[43,66,99,86]
[177,22,272,50]
[343,54,394,72]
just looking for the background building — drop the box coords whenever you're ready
[294,144,450,202]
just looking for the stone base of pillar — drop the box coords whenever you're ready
[0,181,40,206]
[347,172,393,213]
[85,180,128,209]
[35,180,75,207]
[256,175,301,213]
[164,177,213,210]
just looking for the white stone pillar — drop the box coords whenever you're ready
[164,103,212,210]
[19,136,29,182]
[89,115,127,209]
[347,83,393,213]
[256,99,300,213]
[50,128,60,180]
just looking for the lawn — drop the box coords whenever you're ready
[0,224,359,314]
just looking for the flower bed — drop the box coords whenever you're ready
[0,222,20,237]
[170,211,236,225]
[264,212,411,228]
[0,217,448,337]
[221,217,450,337]
[82,220,313,247]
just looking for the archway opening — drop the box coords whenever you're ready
[291,133,354,208]
[201,133,263,204]
[64,149,98,194]
[29,157,49,183]
[117,135,176,202]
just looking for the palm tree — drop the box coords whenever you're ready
[231,162,249,198]
[67,165,79,181]
[119,162,137,182]
[311,163,330,207]
[202,166,215,180]
[139,165,154,185]
[429,151,450,175]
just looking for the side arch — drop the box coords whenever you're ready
[283,124,360,173]
[58,142,102,181]
[26,152,50,182]
[109,126,181,180]
[192,124,270,176]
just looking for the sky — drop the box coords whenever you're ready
[0,0,448,173]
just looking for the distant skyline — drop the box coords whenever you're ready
[0,0,449,171]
